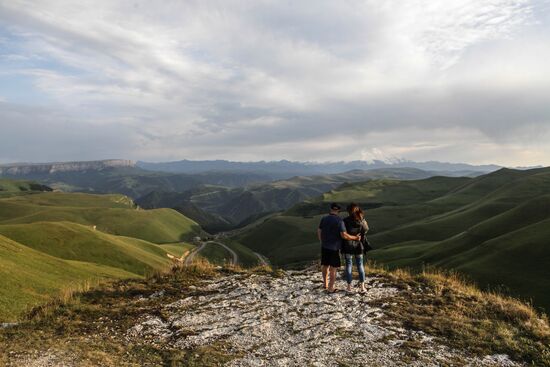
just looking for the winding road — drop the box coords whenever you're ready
[253,252,270,266]
[184,241,238,266]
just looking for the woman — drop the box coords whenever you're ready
[342,203,369,292]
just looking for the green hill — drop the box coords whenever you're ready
[0,185,204,321]
[0,164,274,198]
[0,192,202,243]
[137,168,437,231]
[0,234,136,321]
[0,222,172,276]
[235,167,550,311]
[0,179,52,198]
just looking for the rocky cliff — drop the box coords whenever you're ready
[0,159,135,176]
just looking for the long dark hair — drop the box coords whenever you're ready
[347,202,363,221]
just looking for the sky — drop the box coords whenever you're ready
[0,0,549,166]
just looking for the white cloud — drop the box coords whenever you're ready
[0,0,549,165]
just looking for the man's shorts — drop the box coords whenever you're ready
[321,247,341,267]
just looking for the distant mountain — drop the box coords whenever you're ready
[137,159,501,177]
[1,159,489,201]
[234,166,550,312]
[0,160,276,197]
[0,159,136,175]
[136,168,438,232]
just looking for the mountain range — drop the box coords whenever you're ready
[136,168,440,232]
[0,159,492,232]
[1,158,548,313]
[137,158,502,176]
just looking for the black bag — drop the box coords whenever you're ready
[362,237,373,253]
[360,222,373,253]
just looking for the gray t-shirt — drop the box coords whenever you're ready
[318,214,346,251]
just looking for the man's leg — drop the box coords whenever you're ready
[321,265,329,289]
[328,266,337,292]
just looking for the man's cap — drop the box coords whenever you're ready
[330,202,341,210]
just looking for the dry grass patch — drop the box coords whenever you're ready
[364,261,550,365]
[0,261,227,366]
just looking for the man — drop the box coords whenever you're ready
[317,202,361,292]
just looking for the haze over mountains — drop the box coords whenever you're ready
[0,158,500,178]
[137,159,502,176]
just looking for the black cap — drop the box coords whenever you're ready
[330,202,341,210]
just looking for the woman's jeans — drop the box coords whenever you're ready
[344,254,365,284]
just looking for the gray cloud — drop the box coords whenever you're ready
[0,0,549,166]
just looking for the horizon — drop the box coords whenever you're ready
[0,156,542,171]
[1,1,550,166]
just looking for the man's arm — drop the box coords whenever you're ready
[338,219,360,241]
[317,228,322,242]
[341,231,361,241]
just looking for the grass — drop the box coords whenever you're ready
[159,242,195,257]
[0,192,202,243]
[0,179,52,198]
[0,261,239,366]
[0,234,136,322]
[0,221,172,276]
[0,188,204,321]
[222,239,263,267]
[233,167,550,312]
[2,191,134,208]
[236,214,319,262]
[198,242,234,265]
[0,261,547,366]
[362,262,550,365]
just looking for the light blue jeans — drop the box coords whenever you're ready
[344,253,366,284]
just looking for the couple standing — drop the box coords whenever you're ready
[317,202,369,293]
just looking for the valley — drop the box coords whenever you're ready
[234,167,550,312]
[1,160,549,320]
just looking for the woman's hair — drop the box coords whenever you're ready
[347,202,363,221]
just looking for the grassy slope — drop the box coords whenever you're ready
[236,168,550,310]
[0,188,204,321]
[0,192,202,243]
[0,179,52,198]
[236,214,320,267]
[0,222,172,276]
[198,243,233,265]
[159,243,195,257]
[237,176,470,267]
[138,168,437,230]
[0,234,136,321]
[223,240,262,267]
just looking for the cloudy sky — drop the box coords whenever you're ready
[1,0,549,165]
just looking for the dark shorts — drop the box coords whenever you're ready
[321,247,341,267]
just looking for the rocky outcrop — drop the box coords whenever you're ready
[0,159,135,176]
[126,270,521,366]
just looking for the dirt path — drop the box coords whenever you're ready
[184,241,238,266]
[253,251,270,266]
[183,242,207,266]
[206,241,238,265]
